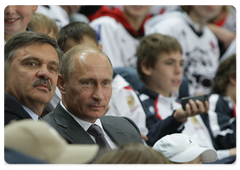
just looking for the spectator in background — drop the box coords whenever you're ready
[42,44,143,152]
[207,5,236,57]
[208,54,236,152]
[153,133,218,164]
[136,33,235,162]
[28,12,59,40]
[136,33,209,147]
[5,119,100,164]
[145,5,222,96]
[4,5,38,43]
[94,143,171,164]
[90,5,152,68]
[4,31,63,125]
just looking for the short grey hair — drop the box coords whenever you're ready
[5,31,63,71]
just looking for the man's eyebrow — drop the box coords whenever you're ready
[20,56,41,63]
[49,61,59,67]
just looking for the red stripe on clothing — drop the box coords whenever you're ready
[233,105,236,117]
[124,86,134,91]
[155,96,162,120]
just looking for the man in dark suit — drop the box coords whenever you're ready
[4,31,63,125]
[43,44,143,149]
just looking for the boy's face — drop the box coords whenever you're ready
[4,5,38,36]
[123,5,151,18]
[192,5,223,21]
[145,52,183,97]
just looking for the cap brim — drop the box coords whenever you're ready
[170,146,218,163]
[52,144,99,164]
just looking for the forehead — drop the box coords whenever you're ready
[13,43,59,63]
[74,51,112,76]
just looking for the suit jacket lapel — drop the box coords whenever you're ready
[53,103,94,144]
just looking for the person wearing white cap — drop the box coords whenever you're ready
[4,119,99,164]
[153,133,218,164]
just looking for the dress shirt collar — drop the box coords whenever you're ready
[21,105,39,121]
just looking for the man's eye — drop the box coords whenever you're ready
[49,67,57,72]
[84,82,91,85]
[28,62,36,66]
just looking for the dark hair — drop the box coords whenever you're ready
[211,54,236,94]
[136,33,182,83]
[57,22,98,52]
[5,31,63,71]
[93,143,172,164]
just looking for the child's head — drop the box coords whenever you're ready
[123,6,151,18]
[211,54,236,101]
[153,133,218,164]
[180,6,223,22]
[4,5,38,42]
[136,33,183,96]
[28,12,59,40]
[57,22,101,53]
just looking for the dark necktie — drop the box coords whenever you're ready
[87,124,111,150]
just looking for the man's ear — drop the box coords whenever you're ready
[141,61,152,76]
[229,76,236,86]
[32,5,38,12]
[57,74,66,95]
[98,43,103,51]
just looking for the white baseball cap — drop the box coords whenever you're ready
[4,119,99,164]
[153,133,218,163]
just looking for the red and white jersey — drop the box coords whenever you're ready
[106,74,148,135]
[90,7,152,68]
[145,11,220,96]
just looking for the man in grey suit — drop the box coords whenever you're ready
[43,44,143,150]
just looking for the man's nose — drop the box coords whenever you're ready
[36,66,51,80]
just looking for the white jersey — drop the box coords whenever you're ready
[37,5,70,30]
[90,16,152,68]
[145,11,220,96]
[106,74,148,135]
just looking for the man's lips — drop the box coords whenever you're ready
[35,84,50,92]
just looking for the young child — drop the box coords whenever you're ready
[56,22,149,140]
[136,33,235,162]
[145,5,222,96]
[4,5,38,43]
[208,54,236,150]
[89,5,152,68]
[28,12,59,40]
[153,133,218,164]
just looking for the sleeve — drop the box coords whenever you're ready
[146,111,184,146]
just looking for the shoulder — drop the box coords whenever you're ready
[101,116,140,132]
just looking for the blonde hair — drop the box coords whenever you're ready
[94,143,172,164]
[28,12,59,39]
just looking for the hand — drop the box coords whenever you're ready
[230,148,236,156]
[174,100,209,123]
[61,5,81,16]
[141,133,148,141]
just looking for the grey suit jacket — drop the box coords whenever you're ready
[42,103,143,146]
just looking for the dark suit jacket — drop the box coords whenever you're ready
[42,103,143,146]
[5,94,33,126]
